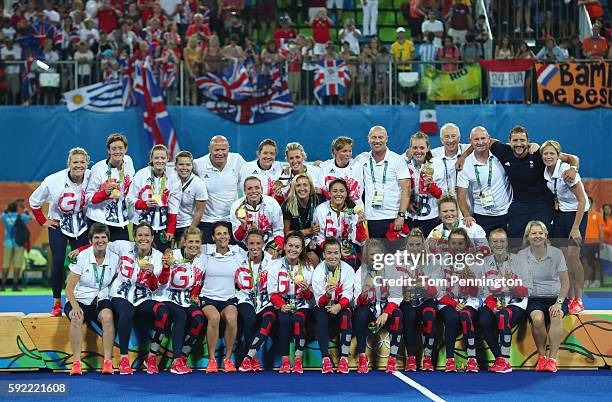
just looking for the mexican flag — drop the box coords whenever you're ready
[419,102,437,134]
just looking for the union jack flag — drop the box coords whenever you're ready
[22,59,38,104]
[313,59,351,104]
[133,60,180,159]
[196,62,294,124]
[160,61,177,89]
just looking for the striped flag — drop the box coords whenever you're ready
[313,59,351,104]
[536,64,560,87]
[419,102,437,134]
[22,59,38,105]
[63,81,126,112]
[133,60,180,159]
[160,61,177,89]
[196,62,294,124]
[480,59,534,101]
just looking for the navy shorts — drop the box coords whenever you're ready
[200,296,237,312]
[64,299,112,324]
[526,297,568,324]
[551,211,587,247]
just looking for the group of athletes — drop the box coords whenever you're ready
[28,123,588,375]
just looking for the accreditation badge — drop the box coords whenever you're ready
[480,190,495,208]
[371,189,384,207]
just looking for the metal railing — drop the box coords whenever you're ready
[3,57,611,107]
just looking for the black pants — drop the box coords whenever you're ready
[164,301,207,359]
[401,300,438,357]
[367,219,396,240]
[111,298,169,355]
[478,305,526,359]
[48,227,89,298]
[473,213,508,237]
[353,305,403,355]
[237,303,258,363]
[439,305,478,359]
[407,217,441,238]
[313,306,352,358]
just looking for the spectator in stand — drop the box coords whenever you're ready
[80,18,99,46]
[259,39,284,86]
[301,36,317,105]
[568,34,584,59]
[341,41,358,104]
[582,198,603,288]
[163,21,182,47]
[536,38,568,62]
[0,38,22,105]
[225,12,247,46]
[468,14,489,45]
[186,13,212,42]
[339,19,361,55]
[391,27,415,104]
[219,0,245,33]
[515,0,535,34]
[116,21,139,53]
[515,40,536,102]
[2,17,17,40]
[311,8,332,56]
[127,2,143,27]
[203,34,225,74]
[31,11,55,54]
[408,0,438,40]
[361,0,379,38]
[418,31,439,76]
[374,43,392,104]
[160,39,181,104]
[75,40,95,85]
[422,9,444,48]
[559,38,571,60]
[461,33,483,63]
[1,201,31,292]
[582,22,609,59]
[138,0,156,23]
[327,0,344,23]
[274,15,298,50]
[242,0,255,37]
[151,2,168,27]
[94,0,121,35]
[159,0,181,26]
[183,36,202,105]
[287,40,302,103]
[446,0,471,45]
[258,0,277,40]
[358,41,374,105]
[437,35,461,71]
[222,33,245,62]
[495,35,514,59]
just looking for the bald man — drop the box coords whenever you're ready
[194,136,246,243]
[456,127,512,235]
[360,126,412,239]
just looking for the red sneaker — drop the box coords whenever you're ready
[570,299,584,314]
[144,355,159,374]
[180,356,192,374]
[50,301,62,317]
[238,357,253,373]
[357,355,369,374]
[321,357,334,374]
[338,356,349,374]
[119,357,133,375]
[170,357,191,374]
[206,359,218,373]
[222,358,237,373]
[101,359,114,375]
[292,356,303,374]
[70,360,82,376]
[445,358,457,372]
[404,355,417,372]
[385,356,397,373]
[251,356,263,372]
[279,357,291,373]
[488,357,509,373]
[535,355,548,371]
[502,360,513,373]
[544,358,558,373]
[421,356,434,371]
[466,358,479,373]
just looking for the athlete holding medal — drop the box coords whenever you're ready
[242,231,314,373]
[85,133,135,241]
[128,145,181,251]
[312,237,355,374]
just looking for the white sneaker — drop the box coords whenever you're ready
[525,26,534,33]
[584,280,591,288]
[591,280,601,288]
[514,27,521,34]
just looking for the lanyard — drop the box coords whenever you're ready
[442,157,455,192]
[92,262,107,290]
[182,176,194,192]
[296,198,314,230]
[248,257,262,296]
[493,255,512,279]
[107,161,125,185]
[474,156,493,190]
[284,259,303,284]
[150,168,167,196]
[369,158,388,188]
[553,178,559,208]
[441,220,459,239]
[325,263,340,284]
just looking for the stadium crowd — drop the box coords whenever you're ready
[0,0,610,105]
[6,124,608,375]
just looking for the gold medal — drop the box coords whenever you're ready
[353,205,364,214]
[152,194,162,204]
[294,274,304,284]
[327,276,338,286]
[273,179,285,191]
[424,163,434,176]
[111,189,121,199]
[138,257,150,267]
[236,208,247,219]
[431,229,442,240]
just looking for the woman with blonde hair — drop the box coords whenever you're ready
[541,140,588,314]
[518,220,569,373]
[183,36,202,105]
[30,147,91,316]
[276,142,323,203]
